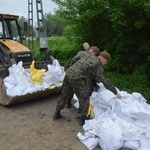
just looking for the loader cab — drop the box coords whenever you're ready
[0,14,22,42]
[0,14,33,66]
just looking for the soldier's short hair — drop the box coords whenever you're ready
[100,51,111,61]
[90,46,100,56]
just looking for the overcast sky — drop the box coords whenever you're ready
[0,0,58,22]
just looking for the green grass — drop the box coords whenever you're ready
[48,37,80,67]
[106,72,150,102]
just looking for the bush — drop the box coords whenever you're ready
[106,71,150,102]
[48,37,80,67]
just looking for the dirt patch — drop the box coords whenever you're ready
[0,94,101,150]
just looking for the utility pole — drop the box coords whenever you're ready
[28,0,34,50]
[28,0,48,50]
[28,0,52,62]
[36,0,47,39]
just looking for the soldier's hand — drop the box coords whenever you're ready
[116,93,122,99]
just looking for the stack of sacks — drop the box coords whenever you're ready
[77,83,150,150]
[47,59,65,87]
[3,59,65,97]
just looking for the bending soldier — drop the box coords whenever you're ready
[53,51,122,125]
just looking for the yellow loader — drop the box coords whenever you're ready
[0,14,62,106]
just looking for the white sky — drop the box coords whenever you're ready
[0,0,58,23]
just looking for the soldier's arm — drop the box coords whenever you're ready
[95,68,120,97]
[70,51,87,66]
[70,52,82,66]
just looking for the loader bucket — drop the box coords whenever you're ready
[0,60,63,106]
[0,77,62,106]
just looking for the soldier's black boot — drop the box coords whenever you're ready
[78,107,81,113]
[53,110,62,120]
[66,101,72,108]
[79,115,86,126]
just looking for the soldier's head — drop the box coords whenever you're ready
[83,42,90,51]
[99,51,111,65]
[89,46,100,56]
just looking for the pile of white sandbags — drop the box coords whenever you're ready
[3,59,65,97]
[77,83,150,150]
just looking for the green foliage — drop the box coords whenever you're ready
[10,16,28,38]
[52,0,150,75]
[25,37,150,102]
[48,37,80,67]
[46,37,150,102]
[18,16,28,36]
[32,41,46,61]
[25,40,45,61]
[106,71,150,102]
[45,12,67,37]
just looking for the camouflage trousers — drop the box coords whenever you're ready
[55,75,93,116]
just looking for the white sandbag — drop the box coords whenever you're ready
[100,90,116,103]
[54,82,62,87]
[123,140,140,149]
[47,59,65,82]
[73,101,79,109]
[3,81,13,89]
[90,92,110,110]
[97,118,123,150]
[137,148,150,150]
[10,61,26,82]
[4,76,18,86]
[6,85,22,97]
[42,82,50,90]
[93,105,105,118]
[34,84,45,91]
[8,61,23,75]
[43,72,58,85]
[15,78,31,93]
[77,132,99,150]
[77,83,150,150]
[132,92,147,103]
[22,87,33,95]
[97,83,107,91]
[83,119,99,132]
[72,94,78,101]
[122,100,150,120]
[138,134,150,149]
[115,117,141,140]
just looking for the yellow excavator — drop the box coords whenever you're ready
[0,13,62,106]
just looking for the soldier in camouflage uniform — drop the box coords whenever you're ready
[70,46,100,66]
[53,51,122,125]
[83,42,90,51]
[65,46,100,108]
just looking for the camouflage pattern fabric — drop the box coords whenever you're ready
[55,75,74,111]
[67,55,117,94]
[55,75,91,116]
[56,55,117,117]
[70,51,90,66]
[70,50,99,92]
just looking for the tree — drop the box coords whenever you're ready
[18,16,28,36]
[44,12,67,37]
[52,0,150,75]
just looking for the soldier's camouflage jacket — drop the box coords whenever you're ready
[66,55,117,95]
[70,51,90,66]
